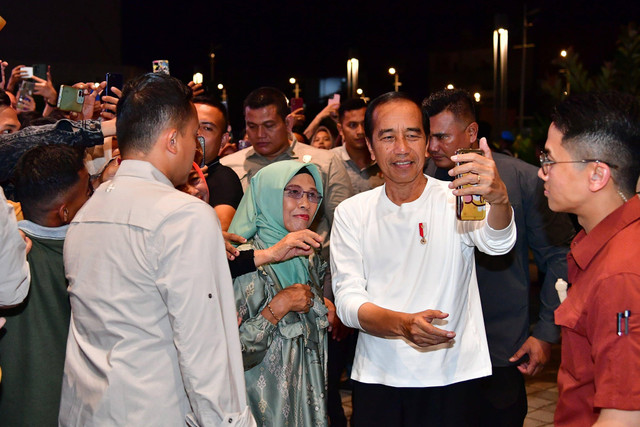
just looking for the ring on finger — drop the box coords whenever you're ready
[477,174,480,184]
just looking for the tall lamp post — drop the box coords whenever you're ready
[493,16,509,135]
[347,58,359,98]
[388,68,402,92]
[289,77,301,98]
[559,50,570,97]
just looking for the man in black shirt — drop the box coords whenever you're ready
[193,95,243,231]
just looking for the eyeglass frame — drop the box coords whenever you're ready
[283,185,323,204]
[538,152,619,176]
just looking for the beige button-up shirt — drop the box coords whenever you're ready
[60,160,255,427]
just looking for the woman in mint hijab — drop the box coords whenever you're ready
[229,160,329,426]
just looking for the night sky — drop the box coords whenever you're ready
[120,0,638,130]
[1,1,638,132]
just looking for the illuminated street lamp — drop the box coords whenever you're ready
[446,84,454,90]
[474,92,481,103]
[347,58,359,98]
[493,16,509,134]
[559,50,570,96]
[217,83,227,102]
[388,67,402,92]
[289,77,301,98]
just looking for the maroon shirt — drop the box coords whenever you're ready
[555,196,640,426]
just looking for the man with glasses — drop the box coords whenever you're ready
[59,73,255,426]
[539,92,640,426]
[423,88,574,426]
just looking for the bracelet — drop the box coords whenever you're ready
[46,100,57,108]
[267,303,280,322]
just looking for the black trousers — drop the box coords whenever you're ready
[326,332,357,427]
[474,366,528,427]
[351,378,482,427]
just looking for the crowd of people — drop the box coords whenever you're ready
[0,59,639,427]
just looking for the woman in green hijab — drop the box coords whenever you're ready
[229,160,329,426]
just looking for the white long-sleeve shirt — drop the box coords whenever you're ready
[330,176,516,387]
[0,187,29,306]
[60,160,255,427]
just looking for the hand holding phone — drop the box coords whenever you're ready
[454,148,486,221]
[57,85,85,113]
[20,66,33,79]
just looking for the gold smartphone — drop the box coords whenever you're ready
[57,85,84,113]
[455,148,486,221]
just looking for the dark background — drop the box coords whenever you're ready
[1,0,638,136]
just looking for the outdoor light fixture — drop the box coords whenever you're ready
[388,67,402,92]
[289,77,296,84]
[560,50,567,58]
[474,92,481,102]
[356,88,363,95]
[217,83,224,90]
[446,84,454,90]
[347,58,359,98]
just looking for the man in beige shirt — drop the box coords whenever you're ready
[60,73,255,427]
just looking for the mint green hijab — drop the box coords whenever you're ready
[228,160,323,287]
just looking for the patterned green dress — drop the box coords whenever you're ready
[234,236,329,426]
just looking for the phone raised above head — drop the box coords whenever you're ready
[290,97,304,112]
[57,85,84,113]
[105,73,123,98]
[20,66,33,79]
[152,60,170,75]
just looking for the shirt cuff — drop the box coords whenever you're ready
[337,293,369,331]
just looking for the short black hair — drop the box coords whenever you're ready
[364,92,426,142]
[193,94,229,131]
[18,111,43,129]
[13,145,85,224]
[338,98,367,122]
[551,91,640,196]
[116,73,194,155]
[0,89,11,107]
[243,87,289,122]
[422,88,476,124]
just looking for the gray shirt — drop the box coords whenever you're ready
[331,145,384,194]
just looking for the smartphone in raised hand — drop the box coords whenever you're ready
[455,148,486,221]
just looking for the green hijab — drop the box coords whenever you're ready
[228,160,323,287]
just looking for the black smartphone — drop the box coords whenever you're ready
[33,64,47,80]
[104,73,123,98]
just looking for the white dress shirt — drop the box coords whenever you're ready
[331,176,516,387]
[60,160,255,426]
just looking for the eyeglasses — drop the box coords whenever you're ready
[284,185,323,204]
[538,152,619,176]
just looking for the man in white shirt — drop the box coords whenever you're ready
[59,73,255,426]
[330,92,516,426]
